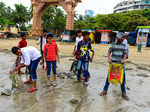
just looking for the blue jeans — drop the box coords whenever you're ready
[103,67,126,94]
[46,61,56,78]
[77,60,89,82]
[28,57,41,81]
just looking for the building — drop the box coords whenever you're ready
[85,10,94,17]
[114,0,150,13]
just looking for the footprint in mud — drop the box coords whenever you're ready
[138,79,144,85]
[136,73,149,78]
[126,68,134,71]
[57,72,76,79]
[136,66,150,72]
[70,98,80,105]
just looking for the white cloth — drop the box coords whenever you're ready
[75,36,83,49]
[37,37,47,51]
[122,39,129,56]
[21,46,41,66]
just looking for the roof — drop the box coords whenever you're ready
[136,26,150,29]
[96,30,112,32]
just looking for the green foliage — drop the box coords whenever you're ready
[0,2,32,31]
[75,9,150,32]
[42,6,66,33]
[10,4,32,30]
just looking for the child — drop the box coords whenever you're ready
[76,32,94,86]
[11,46,41,92]
[18,32,27,48]
[17,32,28,74]
[73,31,91,80]
[37,30,47,69]
[100,33,129,100]
[73,30,83,54]
[42,34,59,84]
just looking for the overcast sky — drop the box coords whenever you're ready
[1,0,123,15]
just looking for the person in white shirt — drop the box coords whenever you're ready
[37,30,47,56]
[122,37,129,58]
[11,46,41,92]
[73,30,83,54]
[37,30,47,69]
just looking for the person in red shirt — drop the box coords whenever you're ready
[42,34,59,84]
[18,33,27,48]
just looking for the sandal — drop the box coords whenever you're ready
[83,82,88,86]
[24,80,32,84]
[100,91,107,96]
[28,87,37,93]
[122,93,129,101]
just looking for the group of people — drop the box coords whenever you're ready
[11,30,129,100]
[11,30,59,92]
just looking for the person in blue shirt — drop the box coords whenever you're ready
[77,32,94,86]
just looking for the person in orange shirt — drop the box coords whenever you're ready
[42,34,59,85]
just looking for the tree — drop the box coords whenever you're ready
[10,4,32,30]
[42,6,66,33]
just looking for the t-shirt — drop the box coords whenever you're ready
[75,36,83,49]
[77,40,93,61]
[20,46,41,66]
[18,39,27,48]
[43,41,58,61]
[122,39,129,57]
[38,37,47,51]
[108,44,127,64]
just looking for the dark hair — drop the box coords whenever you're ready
[20,32,26,37]
[82,31,90,36]
[43,29,47,33]
[11,47,19,54]
[77,30,82,34]
[47,34,53,38]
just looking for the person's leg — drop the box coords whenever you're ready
[83,61,89,83]
[46,61,51,81]
[24,62,32,84]
[77,60,82,81]
[52,61,57,81]
[29,57,41,91]
[121,67,129,100]
[100,76,110,96]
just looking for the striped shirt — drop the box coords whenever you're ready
[108,44,127,64]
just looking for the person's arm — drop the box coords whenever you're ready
[73,38,77,54]
[89,43,94,62]
[14,52,30,72]
[77,42,80,53]
[108,47,112,63]
[121,49,127,64]
[73,45,76,55]
[14,63,26,72]
[41,45,46,64]
[56,44,60,63]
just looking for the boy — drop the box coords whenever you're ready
[42,34,59,84]
[76,32,94,86]
[100,33,129,100]
[17,32,28,74]
[37,30,47,69]
[18,32,27,48]
[73,30,83,54]
[11,46,41,92]
[116,32,129,58]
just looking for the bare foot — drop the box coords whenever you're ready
[100,91,107,96]
[122,93,129,101]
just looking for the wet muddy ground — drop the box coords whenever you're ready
[0,39,150,112]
